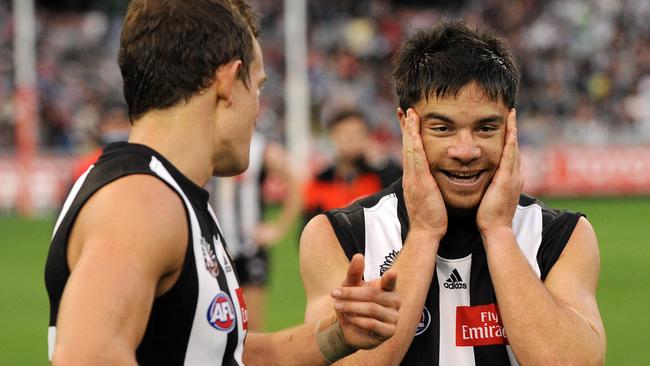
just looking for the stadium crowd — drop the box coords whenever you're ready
[0,0,649,154]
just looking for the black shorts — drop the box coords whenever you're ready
[233,248,269,286]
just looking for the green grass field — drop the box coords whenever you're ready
[0,197,648,365]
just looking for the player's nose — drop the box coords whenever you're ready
[447,131,481,163]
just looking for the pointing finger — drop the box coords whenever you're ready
[340,254,365,287]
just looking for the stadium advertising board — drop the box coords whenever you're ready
[1,145,649,213]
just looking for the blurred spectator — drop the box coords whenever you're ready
[70,100,130,181]
[1,0,649,154]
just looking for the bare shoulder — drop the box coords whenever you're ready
[300,214,350,321]
[546,217,600,288]
[300,214,349,269]
[69,174,188,281]
[554,217,599,278]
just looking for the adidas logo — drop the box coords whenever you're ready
[443,268,467,290]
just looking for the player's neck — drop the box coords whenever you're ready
[447,207,478,224]
[129,103,215,188]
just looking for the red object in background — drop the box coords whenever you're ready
[2,145,649,213]
[520,145,650,196]
[71,148,102,182]
[303,172,383,214]
[14,87,38,216]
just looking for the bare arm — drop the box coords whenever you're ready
[244,254,400,366]
[300,108,447,365]
[244,326,328,366]
[254,141,303,246]
[483,219,605,365]
[477,110,606,365]
[51,175,187,365]
[300,217,438,366]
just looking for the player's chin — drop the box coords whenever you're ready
[212,156,249,177]
[441,192,482,213]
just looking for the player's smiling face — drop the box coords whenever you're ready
[411,82,509,211]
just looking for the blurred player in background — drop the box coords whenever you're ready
[45,1,400,365]
[300,21,605,365]
[303,109,401,223]
[208,130,301,331]
[71,101,131,181]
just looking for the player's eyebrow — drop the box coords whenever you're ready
[421,111,454,123]
[475,115,504,124]
[421,111,504,125]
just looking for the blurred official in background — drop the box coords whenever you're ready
[303,109,401,223]
[70,101,131,182]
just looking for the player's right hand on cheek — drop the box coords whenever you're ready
[399,108,447,239]
[330,254,400,349]
[476,108,522,234]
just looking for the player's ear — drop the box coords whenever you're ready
[214,60,243,107]
[397,108,406,129]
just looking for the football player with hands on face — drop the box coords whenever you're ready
[300,21,605,365]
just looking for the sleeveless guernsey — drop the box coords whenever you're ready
[45,142,247,365]
[326,179,582,365]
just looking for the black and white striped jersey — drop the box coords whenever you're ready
[45,142,247,365]
[325,179,583,365]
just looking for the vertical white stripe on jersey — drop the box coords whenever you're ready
[362,194,402,281]
[208,204,246,365]
[512,204,543,277]
[436,255,475,365]
[216,177,239,255]
[47,326,57,361]
[51,165,93,239]
[506,204,543,365]
[148,157,229,366]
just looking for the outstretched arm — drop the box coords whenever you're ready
[477,110,606,365]
[243,254,400,366]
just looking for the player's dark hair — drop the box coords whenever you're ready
[393,21,519,111]
[118,0,260,121]
[230,0,260,37]
[326,109,370,130]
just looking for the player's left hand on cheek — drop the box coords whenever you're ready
[330,254,401,349]
[476,108,524,234]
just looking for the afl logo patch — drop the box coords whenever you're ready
[207,292,237,332]
[415,307,431,336]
